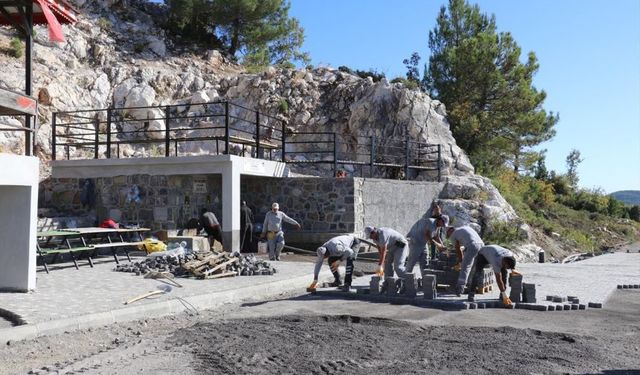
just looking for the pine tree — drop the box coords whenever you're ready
[423,0,557,172]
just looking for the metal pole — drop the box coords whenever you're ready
[333,133,338,176]
[164,106,170,157]
[224,101,230,154]
[281,120,286,162]
[24,2,33,156]
[106,109,112,158]
[437,144,442,182]
[405,138,410,180]
[370,136,375,177]
[51,112,57,160]
[255,110,260,158]
[94,119,99,159]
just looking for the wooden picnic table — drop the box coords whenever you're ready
[36,227,150,273]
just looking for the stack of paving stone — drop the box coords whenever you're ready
[423,251,495,293]
[114,252,275,279]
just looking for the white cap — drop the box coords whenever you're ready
[272,202,279,209]
[364,226,375,237]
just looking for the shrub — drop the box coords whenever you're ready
[97,17,112,31]
[10,37,23,58]
[133,42,148,53]
[278,99,289,114]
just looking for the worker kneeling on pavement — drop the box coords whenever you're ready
[365,226,410,285]
[309,235,361,291]
[445,225,485,296]
[468,245,517,306]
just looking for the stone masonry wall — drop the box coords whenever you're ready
[241,177,356,233]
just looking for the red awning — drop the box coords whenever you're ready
[0,0,78,42]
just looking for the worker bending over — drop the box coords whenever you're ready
[405,215,449,280]
[365,226,409,282]
[309,235,361,291]
[467,245,517,306]
[445,225,485,296]
[260,202,301,261]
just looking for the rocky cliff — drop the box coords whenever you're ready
[0,0,548,260]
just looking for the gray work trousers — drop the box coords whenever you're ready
[456,241,484,288]
[405,241,428,279]
[267,231,285,260]
[384,242,409,280]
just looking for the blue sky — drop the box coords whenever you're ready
[288,0,640,193]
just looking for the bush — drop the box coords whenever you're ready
[278,99,289,114]
[97,17,112,31]
[133,42,147,53]
[390,77,419,90]
[10,37,23,58]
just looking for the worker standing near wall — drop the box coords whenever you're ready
[364,226,409,284]
[445,225,485,296]
[309,235,361,291]
[467,245,518,306]
[260,202,301,261]
[405,215,449,281]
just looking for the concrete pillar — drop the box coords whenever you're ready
[0,155,39,292]
[221,161,241,252]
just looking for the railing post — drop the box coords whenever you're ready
[94,118,99,159]
[164,106,171,157]
[437,144,442,182]
[255,110,260,159]
[281,120,286,162]
[106,109,111,159]
[51,112,57,160]
[404,138,410,180]
[333,133,338,176]
[369,136,375,177]
[224,101,230,154]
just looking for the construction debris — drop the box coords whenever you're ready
[114,252,276,279]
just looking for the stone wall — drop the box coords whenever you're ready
[241,176,356,233]
[354,178,445,236]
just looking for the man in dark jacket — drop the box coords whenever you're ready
[200,208,223,251]
[240,201,254,253]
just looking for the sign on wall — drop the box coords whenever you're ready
[193,178,207,194]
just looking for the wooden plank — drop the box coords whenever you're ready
[201,257,238,276]
[0,88,37,116]
[203,271,236,280]
[92,241,144,248]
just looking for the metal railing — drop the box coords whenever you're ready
[52,101,442,181]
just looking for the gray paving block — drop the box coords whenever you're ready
[478,303,486,309]
[546,295,554,301]
[563,304,571,310]
[579,304,586,310]
[634,285,639,289]
[552,296,567,303]
[588,302,603,308]
[617,285,623,289]
[570,304,578,310]
[622,285,629,289]
[571,299,580,304]
[469,303,477,309]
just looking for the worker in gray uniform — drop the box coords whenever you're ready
[467,245,517,306]
[364,226,409,283]
[405,215,449,280]
[445,225,485,296]
[309,235,361,291]
[260,202,301,261]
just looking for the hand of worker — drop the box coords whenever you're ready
[376,265,384,277]
[500,292,513,306]
[309,280,318,289]
[296,224,302,230]
[511,269,522,276]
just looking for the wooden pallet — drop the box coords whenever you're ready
[475,284,493,294]
[182,252,239,279]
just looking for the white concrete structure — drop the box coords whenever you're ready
[52,155,288,252]
[0,154,39,292]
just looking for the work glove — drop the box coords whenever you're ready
[376,265,384,277]
[500,292,513,306]
[452,263,461,272]
[308,280,318,290]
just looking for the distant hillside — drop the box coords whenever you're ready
[611,190,640,206]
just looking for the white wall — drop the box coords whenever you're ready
[0,154,39,291]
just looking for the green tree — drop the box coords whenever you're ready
[403,52,421,85]
[566,149,583,189]
[166,0,218,46]
[629,205,640,222]
[423,0,557,172]
[209,0,308,65]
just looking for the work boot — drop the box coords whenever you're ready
[467,293,475,302]
[340,284,351,292]
[455,284,464,297]
[328,279,342,287]
[276,256,281,261]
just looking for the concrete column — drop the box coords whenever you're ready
[0,155,39,292]
[221,161,241,252]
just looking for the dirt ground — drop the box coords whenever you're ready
[1,288,639,375]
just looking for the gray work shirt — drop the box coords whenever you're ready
[479,245,515,274]
[374,227,407,249]
[200,212,219,228]
[450,226,484,249]
[313,235,359,279]
[407,218,437,246]
[262,210,300,234]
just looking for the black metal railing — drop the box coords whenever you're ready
[52,101,442,181]
[52,101,286,161]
